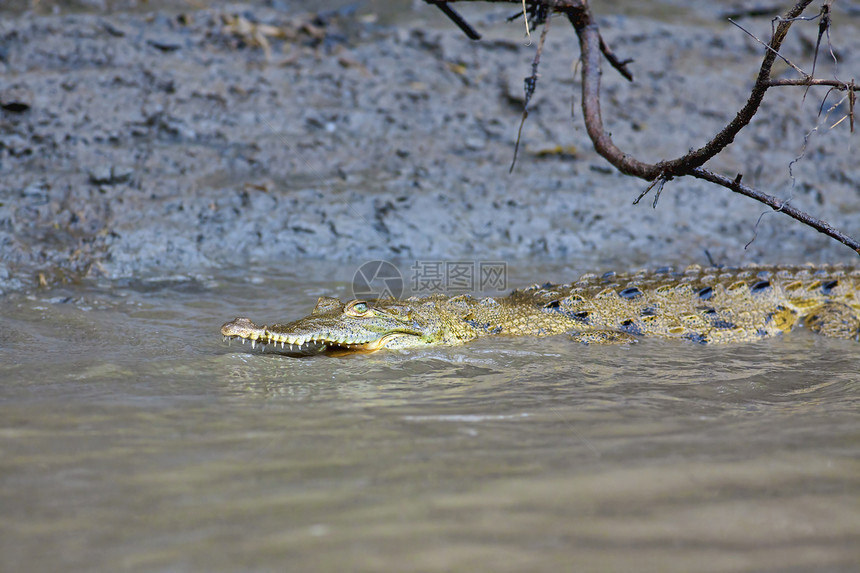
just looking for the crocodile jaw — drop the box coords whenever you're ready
[220,317,419,353]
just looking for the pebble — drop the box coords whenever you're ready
[88,165,134,185]
[0,85,33,113]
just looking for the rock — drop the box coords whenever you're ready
[0,85,33,113]
[88,165,134,185]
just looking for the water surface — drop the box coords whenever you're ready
[1,263,858,572]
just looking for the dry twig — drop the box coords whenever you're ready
[510,11,553,172]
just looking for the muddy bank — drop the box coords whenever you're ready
[1,1,858,292]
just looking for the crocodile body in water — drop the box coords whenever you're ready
[221,264,860,353]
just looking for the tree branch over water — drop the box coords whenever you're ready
[425,0,859,254]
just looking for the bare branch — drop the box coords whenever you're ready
[598,34,634,81]
[426,0,482,39]
[764,78,852,88]
[427,1,859,254]
[691,168,860,254]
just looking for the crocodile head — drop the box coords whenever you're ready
[221,296,439,353]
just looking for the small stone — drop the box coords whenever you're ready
[21,182,50,204]
[88,165,114,185]
[0,85,33,113]
[100,20,126,37]
[464,136,485,150]
[147,37,182,52]
[110,165,134,184]
[88,165,133,185]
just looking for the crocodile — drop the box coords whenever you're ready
[220,264,860,354]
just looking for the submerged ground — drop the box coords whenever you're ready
[1,0,858,293]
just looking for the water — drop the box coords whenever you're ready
[1,263,859,572]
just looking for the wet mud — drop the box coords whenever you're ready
[1,0,858,292]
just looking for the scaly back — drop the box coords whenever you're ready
[510,264,860,343]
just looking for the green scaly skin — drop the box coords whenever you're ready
[220,264,860,353]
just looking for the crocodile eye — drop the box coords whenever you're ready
[345,300,372,317]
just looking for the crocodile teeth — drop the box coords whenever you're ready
[251,340,256,349]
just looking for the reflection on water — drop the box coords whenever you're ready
[1,264,858,572]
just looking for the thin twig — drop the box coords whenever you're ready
[692,167,860,254]
[510,11,552,172]
[764,78,851,88]
[521,0,531,43]
[790,90,852,181]
[810,1,831,79]
[426,0,482,40]
[728,17,806,76]
[633,175,670,208]
[598,34,634,81]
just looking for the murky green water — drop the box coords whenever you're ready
[1,262,859,572]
